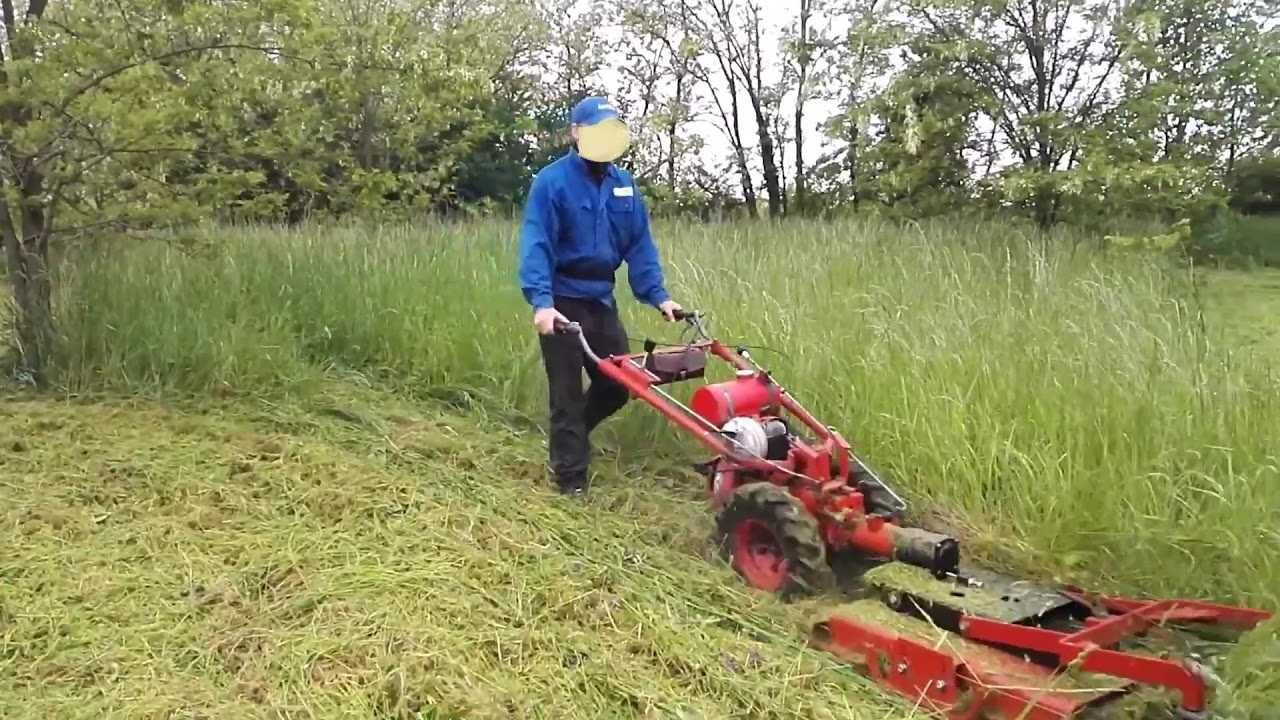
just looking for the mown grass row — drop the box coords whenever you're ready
[1,389,908,720]
[50,217,1280,613]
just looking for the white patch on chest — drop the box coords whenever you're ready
[612,186,634,197]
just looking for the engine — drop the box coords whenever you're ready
[690,369,780,427]
[708,415,791,507]
[718,416,790,462]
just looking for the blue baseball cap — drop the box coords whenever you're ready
[570,96,622,127]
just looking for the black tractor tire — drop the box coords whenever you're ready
[714,483,835,600]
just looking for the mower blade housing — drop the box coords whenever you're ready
[812,562,1272,720]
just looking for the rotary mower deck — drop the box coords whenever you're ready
[554,311,1271,719]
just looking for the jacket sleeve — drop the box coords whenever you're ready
[624,189,671,307]
[517,173,558,311]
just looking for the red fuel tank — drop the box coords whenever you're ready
[690,371,779,426]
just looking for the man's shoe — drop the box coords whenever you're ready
[556,475,588,497]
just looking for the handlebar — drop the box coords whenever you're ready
[552,307,707,363]
[552,308,702,335]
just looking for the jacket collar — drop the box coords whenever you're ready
[567,147,619,181]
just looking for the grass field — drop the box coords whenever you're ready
[3,385,911,719]
[3,217,1279,718]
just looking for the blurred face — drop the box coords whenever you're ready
[572,119,630,163]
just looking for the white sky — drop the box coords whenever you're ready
[588,2,848,186]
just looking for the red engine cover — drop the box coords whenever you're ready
[690,373,779,426]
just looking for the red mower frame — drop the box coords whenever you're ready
[816,590,1272,720]
[556,310,959,578]
[554,310,1273,720]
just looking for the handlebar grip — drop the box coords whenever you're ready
[553,318,581,334]
[670,308,699,321]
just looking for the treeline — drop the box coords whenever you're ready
[1,0,1277,379]
[5,1,1277,227]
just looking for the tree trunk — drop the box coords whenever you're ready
[1,194,54,385]
[1,0,55,383]
[1032,179,1059,230]
[356,89,378,169]
[744,3,782,218]
[846,114,859,204]
[734,146,759,218]
[725,78,758,218]
[794,100,806,214]
[753,106,784,218]
[794,0,810,215]
[667,73,684,190]
[1033,150,1057,230]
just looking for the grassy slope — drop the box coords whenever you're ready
[4,223,1280,717]
[0,385,903,720]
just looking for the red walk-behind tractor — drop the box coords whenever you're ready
[556,310,1272,720]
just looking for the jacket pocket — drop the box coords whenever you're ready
[605,196,634,246]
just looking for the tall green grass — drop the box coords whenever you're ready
[53,217,1280,610]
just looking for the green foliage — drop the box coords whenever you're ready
[1188,206,1280,267]
[3,0,1278,381]
[854,49,979,215]
[1227,154,1280,214]
[1116,0,1277,167]
[1098,200,1280,270]
[2,0,1275,239]
[2,0,310,231]
[1103,218,1192,254]
[1,0,554,238]
[841,0,1277,227]
[171,1,542,222]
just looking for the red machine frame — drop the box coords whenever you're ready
[557,311,1273,720]
[562,315,947,576]
[816,591,1271,719]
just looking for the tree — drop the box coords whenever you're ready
[700,0,787,218]
[514,0,608,171]
[858,47,981,214]
[679,0,759,218]
[1117,0,1277,173]
[532,0,607,110]
[819,0,897,207]
[1,0,541,382]
[453,2,569,208]
[785,0,840,214]
[1226,153,1280,214]
[615,3,702,191]
[903,0,1127,228]
[1,0,310,382]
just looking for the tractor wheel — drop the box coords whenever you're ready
[714,483,834,600]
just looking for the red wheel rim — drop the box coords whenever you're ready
[733,519,788,591]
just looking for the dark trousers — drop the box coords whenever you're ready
[538,296,631,485]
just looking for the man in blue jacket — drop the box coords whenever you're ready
[518,96,683,496]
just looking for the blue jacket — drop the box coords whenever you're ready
[518,149,670,311]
